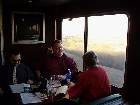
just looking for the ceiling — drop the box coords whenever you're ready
[3,0,136,9]
[3,0,79,7]
[3,0,137,15]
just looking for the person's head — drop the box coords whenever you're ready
[51,40,64,57]
[8,48,21,66]
[83,51,98,68]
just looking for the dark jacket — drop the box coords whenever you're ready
[0,63,34,93]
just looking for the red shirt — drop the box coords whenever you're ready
[36,53,78,79]
[68,66,111,104]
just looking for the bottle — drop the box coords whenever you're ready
[39,74,47,90]
[24,83,31,93]
[47,76,53,96]
[65,69,72,82]
[61,69,72,85]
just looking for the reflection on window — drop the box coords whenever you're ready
[12,12,45,44]
[14,14,42,41]
[62,17,84,71]
[87,14,128,88]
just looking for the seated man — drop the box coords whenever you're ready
[0,47,34,95]
[64,51,111,104]
[36,40,78,82]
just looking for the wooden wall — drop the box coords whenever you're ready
[2,5,57,76]
[0,0,3,65]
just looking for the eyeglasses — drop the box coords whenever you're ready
[12,59,21,62]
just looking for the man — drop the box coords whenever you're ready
[64,51,111,104]
[36,40,78,81]
[0,48,34,95]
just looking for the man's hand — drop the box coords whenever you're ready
[64,93,70,99]
[27,80,34,84]
[67,81,75,88]
[0,88,4,96]
[57,75,66,81]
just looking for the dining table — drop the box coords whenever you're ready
[9,79,68,105]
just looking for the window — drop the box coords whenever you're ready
[62,14,128,88]
[87,14,128,88]
[62,17,85,71]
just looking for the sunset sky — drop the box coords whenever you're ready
[62,14,128,52]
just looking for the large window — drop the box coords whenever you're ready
[87,14,128,88]
[62,14,128,88]
[62,17,84,71]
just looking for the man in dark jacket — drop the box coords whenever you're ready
[0,47,34,96]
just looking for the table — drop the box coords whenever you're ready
[8,78,68,105]
[11,85,67,105]
[11,92,66,105]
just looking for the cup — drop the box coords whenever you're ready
[24,84,31,93]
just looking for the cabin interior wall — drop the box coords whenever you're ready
[123,8,140,102]
[57,0,125,18]
[0,0,2,65]
[0,1,2,31]
[55,18,62,40]
[2,6,56,76]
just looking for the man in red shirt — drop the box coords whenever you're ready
[36,40,78,81]
[64,51,111,104]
